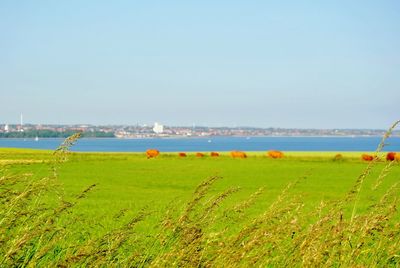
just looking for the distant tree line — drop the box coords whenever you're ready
[0,130,115,138]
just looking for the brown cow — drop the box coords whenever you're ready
[386,152,396,161]
[196,152,205,157]
[210,152,219,157]
[268,150,284,159]
[178,152,187,157]
[361,154,374,161]
[146,149,159,159]
[395,153,400,161]
[333,153,343,161]
[231,151,247,158]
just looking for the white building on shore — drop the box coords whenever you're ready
[153,122,164,134]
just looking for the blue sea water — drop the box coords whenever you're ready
[0,136,399,152]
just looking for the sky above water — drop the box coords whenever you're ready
[1,1,399,128]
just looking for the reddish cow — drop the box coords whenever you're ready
[178,152,187,157]
[146,149,160,159]
[196,152,205,157]
[268,150,284,159]
[361,154,374,161]
[230,151,247,158]
[386,152,396,161]
[210,152,220,157]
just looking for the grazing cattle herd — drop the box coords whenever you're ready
[361,152,400,162]
[145,149,399,162]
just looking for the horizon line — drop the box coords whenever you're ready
[0,122,397,132]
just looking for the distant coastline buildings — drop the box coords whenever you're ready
[0,114,399,138]
[0,123,399,138]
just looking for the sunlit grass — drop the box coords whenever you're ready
[1,125,400,266]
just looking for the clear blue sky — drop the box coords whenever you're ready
[1,1,399,128]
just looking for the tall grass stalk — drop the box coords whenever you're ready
[350,119,399,222]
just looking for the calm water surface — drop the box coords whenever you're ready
[0,137,399,152]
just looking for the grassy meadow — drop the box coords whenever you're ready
[1,142,400,266]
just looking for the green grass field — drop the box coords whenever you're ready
[1,149,396,208]
[1,147,399,266]
[1,149,398,222]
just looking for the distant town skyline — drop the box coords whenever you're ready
[2,122,399,139]
[1,120,399,132]
[1,113,399,130]
[1,1,399,129]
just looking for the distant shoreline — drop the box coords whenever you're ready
[0,135,399,142]
[0,135,398,139]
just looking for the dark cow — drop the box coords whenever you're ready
[210,152,220,157]
[386,152,396,161]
